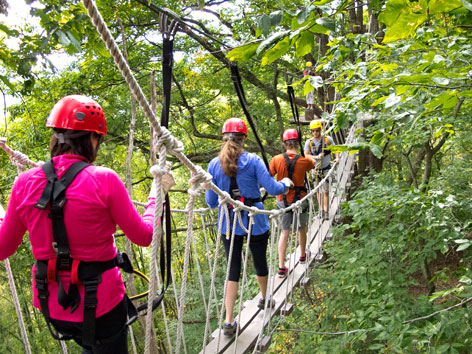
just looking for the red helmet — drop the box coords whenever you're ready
[46,95,107,135]
[282,128,299,142]
[222,118,247,136]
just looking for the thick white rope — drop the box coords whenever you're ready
[175,166,212,353]
[4,258,32,354]
[145,144,167,354]
[201,210,225,353]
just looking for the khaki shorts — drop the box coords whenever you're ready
[276,200,309,231]
[312,171,329,193]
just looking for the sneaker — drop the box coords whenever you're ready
[299,254,307,263]
[257,296,275,310]
[324,211,329,221]
[278,267,288,278]
[223,321,238,337]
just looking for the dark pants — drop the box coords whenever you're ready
[50,297,129,354]
[222,231,270,282]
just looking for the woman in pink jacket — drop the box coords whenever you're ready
[0,95,158,354]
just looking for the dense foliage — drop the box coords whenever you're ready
[0,0,471,352]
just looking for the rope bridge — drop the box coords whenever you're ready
[0,1,358,353]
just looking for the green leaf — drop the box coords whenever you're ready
[18,61,32,76]
[270,11,283,27]
[369,142,383,159]
[426,91,459,109]
[459,0,472,10]
[383,12,428,43]
[295,31,314,57]
[315,17,335,32]
[431,77,450,85]
[309,24,331,35]
[384,94,401,108]
[429,0,466,14]
[258,15,272,35]
[66,31,81,52]
[227,42,260,62]
[297,7,309,24]
[371,131,384,145]
[309,75,324,88]
[261,37,291,66]
[372,96,388,107]
[457,243,471,251]
[0,74,15,91]
[198,0,205,10]
[56,30,70,47]
[256,31,290,57]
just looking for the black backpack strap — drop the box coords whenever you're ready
[229,176,241,199]
[282,153,301,207]
[35,161,57,209]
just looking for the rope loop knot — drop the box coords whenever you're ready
[187,165,212,198]
[156,127,184,155]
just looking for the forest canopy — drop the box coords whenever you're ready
[0,0,472,352]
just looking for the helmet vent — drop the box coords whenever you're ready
[75,112,86,121]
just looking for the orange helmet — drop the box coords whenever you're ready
[46,95,107,135]
[222,118,247,136]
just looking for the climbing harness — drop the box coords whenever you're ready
[282,153,307,208]
[33,160,146,346]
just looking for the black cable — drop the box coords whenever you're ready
[230,62,270,170]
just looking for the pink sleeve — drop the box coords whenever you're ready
[107,171,156,247]
[0,183,27,260]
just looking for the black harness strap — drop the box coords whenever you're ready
[282,153,307,207]
[287,85,304,157]
[310,137,331,156]
[229,176,261,207]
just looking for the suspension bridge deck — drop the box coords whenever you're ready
[201,152,356,354]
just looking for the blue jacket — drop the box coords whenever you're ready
[206,151,286,236]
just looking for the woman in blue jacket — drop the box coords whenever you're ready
[206,118,292,337]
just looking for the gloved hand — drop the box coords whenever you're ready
[280,177,294,195]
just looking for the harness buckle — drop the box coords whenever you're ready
[57,256,72,270]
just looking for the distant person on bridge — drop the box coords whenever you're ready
[205,118,293,337]
[304,61,315,111]
[304,119,339,221]
[0,95,174,354]
[269,129,314,278]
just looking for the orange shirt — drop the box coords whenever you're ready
[269,152,315,203]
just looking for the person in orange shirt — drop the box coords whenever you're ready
[269,129,315,277]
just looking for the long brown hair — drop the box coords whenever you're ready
[219,133,245,178]
[49,128,103,163]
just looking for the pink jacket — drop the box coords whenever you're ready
[0,154,155,321]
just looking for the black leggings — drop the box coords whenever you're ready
[222,231,270,282]
[50,297,129,354]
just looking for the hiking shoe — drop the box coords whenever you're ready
[257,296,275,310]
[299,254,307,263]
[223,321,238,337]
[278,267,288,278]
[324,211,329,221]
